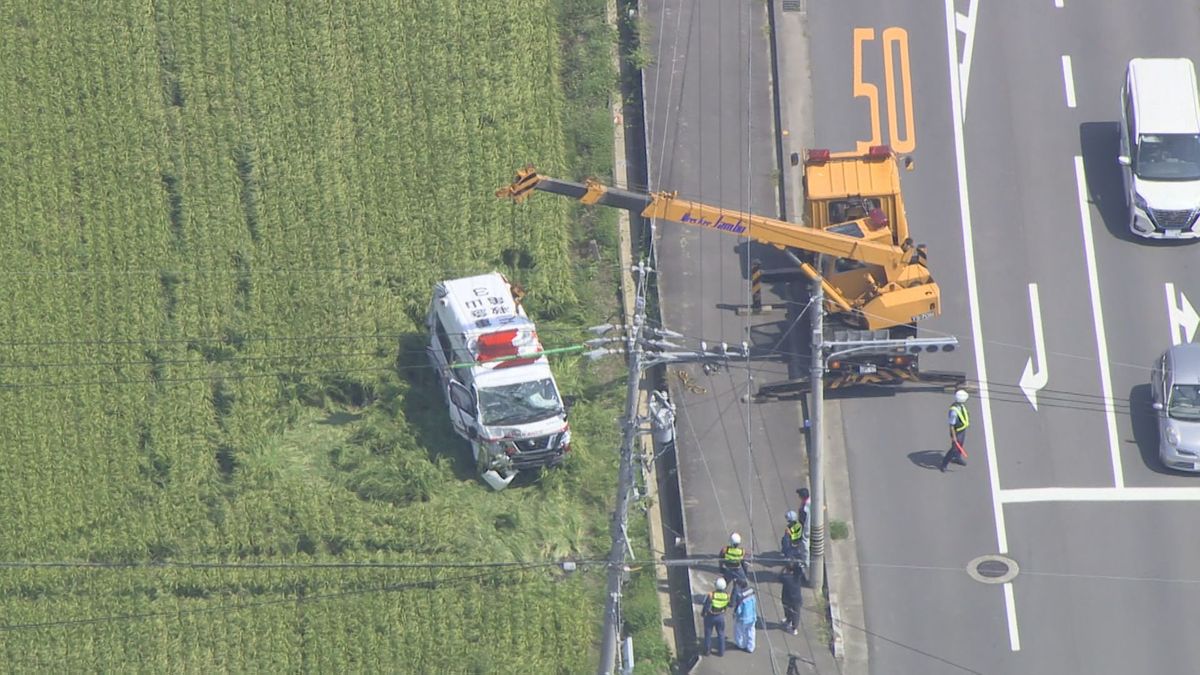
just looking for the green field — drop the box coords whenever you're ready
[0,0,641,670]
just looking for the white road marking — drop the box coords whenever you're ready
[1055,0,1064,8]
[1002,486,1200,503]
[945,0,1019,651]
[1074,156,1124,488]
[1061,55,1077,108]
[953,0,981,111]
[1019,283,1049,410]
[1165,283,1200,346]
[1003,583,1021,651]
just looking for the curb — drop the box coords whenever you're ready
[766,0,869,672]
[823,402,869,674]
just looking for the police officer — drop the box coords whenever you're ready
[702,577,731,656]
[940,389,970,472]
[780,511,804,560]
[718,532,749,585]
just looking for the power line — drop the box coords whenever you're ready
[0,558,606,571]
[0,565,581,634]
[0,323,609,349]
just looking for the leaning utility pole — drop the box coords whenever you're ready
[594,261,747,675]
[597,262,648,675]
[808,260,826,593]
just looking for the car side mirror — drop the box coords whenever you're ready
[1152,402,1164,411]
[1117,155,1131,166]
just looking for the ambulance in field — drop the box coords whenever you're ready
[425,272,571,489]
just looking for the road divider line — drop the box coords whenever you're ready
[1002,486,1200,503]
[945,0,1006,556]
[1003,583,1021,651]
[946,0,1019,652]
[1074,156,1124,488]
[1055,0,1064,8]
[1061,55,1076,108]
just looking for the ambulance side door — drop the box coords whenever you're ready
[447,381,477,438]
[427,314,455,394]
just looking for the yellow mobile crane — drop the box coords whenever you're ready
[498,146,937,330]
[497,145,962,392]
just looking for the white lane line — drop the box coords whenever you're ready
[945,0,1007,556]
[1061,55,1077,108]
[1003,583,1021,651]
[1002,486,1200,503]
[945,0,1019,652]
[1055,0,1064,8]
[1074,156,1124,488]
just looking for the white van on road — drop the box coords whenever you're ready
[426,272,571,490]
[1119,57,1200,239]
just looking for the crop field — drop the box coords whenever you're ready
[0,0,631,670]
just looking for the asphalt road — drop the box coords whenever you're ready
[640,1,839,672]
[806,1,1200,673]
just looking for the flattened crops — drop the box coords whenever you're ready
[0,0,618,670]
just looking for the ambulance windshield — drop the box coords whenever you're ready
[478,378,563,426]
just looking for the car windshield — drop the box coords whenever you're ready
[477,378,563,426]
[1135,133,1200,181]
[1168,384,1200,421]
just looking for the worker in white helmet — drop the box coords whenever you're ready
[940,389,971,472]
[780,511,804,560]
[702,577,732,656]
[718,532,749,586]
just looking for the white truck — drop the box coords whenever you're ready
[425,272,571,489]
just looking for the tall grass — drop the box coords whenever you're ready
[0,0,625,669]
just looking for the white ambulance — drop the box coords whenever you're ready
[425,272,571,489]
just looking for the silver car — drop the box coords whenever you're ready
[1152,344,1200,471]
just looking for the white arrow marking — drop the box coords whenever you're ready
[953,0,980,111]
[1019,283,1048,410]
[1165,283,1200,346]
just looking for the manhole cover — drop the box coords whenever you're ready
[967,554,1019,584]
[976,560,1010,578]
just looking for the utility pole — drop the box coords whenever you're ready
[594,261,746,675]
[807,261,826,593]
[598,261,647,675]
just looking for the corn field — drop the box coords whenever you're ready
[0,0,616,670]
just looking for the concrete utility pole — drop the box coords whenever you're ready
[807,262,826,593]
[598,262,648,675]
[595,261,746,675]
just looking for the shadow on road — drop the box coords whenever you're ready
[1129,383,1172,475]
[908,449,946,471]
[1079,121,1133,242]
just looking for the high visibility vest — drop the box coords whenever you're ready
[951,403,970,432]
[710,591,730,612]
[722,545,745,566]
[786,521,804,544]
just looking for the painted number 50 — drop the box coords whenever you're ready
[853,27,915,154]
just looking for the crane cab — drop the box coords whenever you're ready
[802,145,910,246]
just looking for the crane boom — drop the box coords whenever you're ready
[498,147,940,331]
[497,169,921,277]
